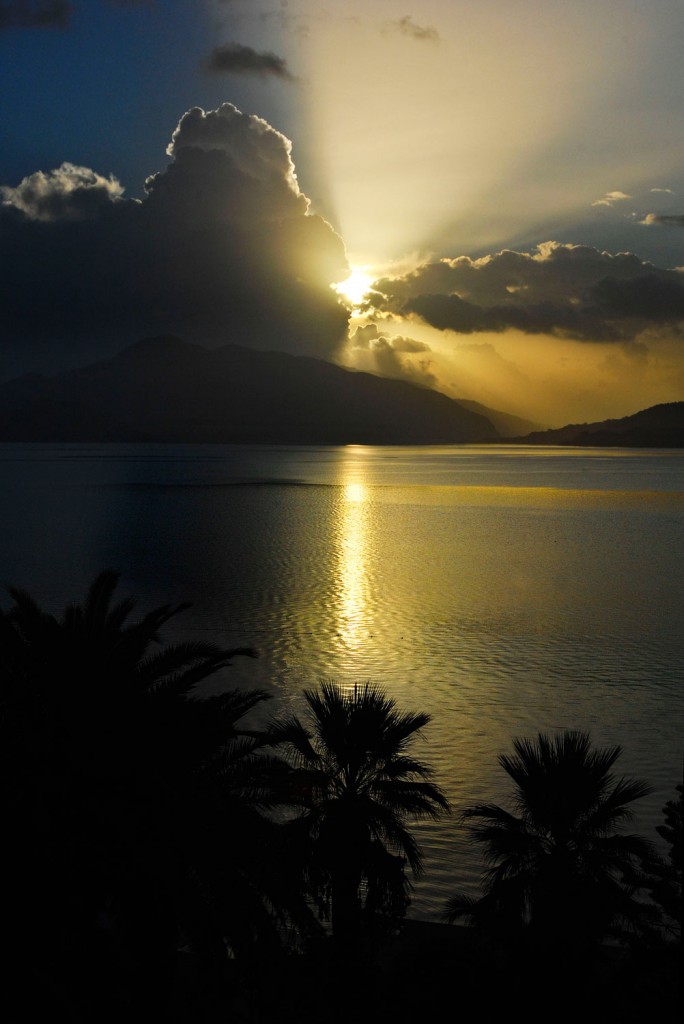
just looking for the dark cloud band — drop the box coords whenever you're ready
[369,242,684,343]
[646,214,684,229]
[392,15,440,43]
[204,42,294,80]
[0,0,72,30]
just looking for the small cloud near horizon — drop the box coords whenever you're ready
[0,0,150,30]
[591,190,632,208]
[641,213,684,228]
[0,0,72,30]
[390,15,440,43]
[349,322,435,387]
[204,41,294,80]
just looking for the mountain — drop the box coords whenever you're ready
[516,402,684,447]
[0,336,501,444]
[454,399,540,438]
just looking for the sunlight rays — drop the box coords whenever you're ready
[289,1,664,262]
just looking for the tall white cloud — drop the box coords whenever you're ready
[0,103,349,377]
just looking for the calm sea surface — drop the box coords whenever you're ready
[1,443,683,920]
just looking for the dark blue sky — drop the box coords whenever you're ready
[1,2,295,198]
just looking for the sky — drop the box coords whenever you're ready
[2,0,684,425]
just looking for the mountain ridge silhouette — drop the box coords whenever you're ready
[0,336,504,444]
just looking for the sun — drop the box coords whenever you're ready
[332,266,375,309]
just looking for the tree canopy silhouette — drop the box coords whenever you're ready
[1,571,312,1018]
[271,681,449,944]
[641,781,683,943]
[445,730,653,963]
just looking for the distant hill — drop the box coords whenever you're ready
[516,402,684,447]
[0,336,502,445]
[454,399,540,438]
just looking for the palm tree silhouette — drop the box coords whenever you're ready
[272,681,449,944]
[445,730,652,963]
[1,572,311,1015]
[641,781,683,942]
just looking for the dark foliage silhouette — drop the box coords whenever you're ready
[271,682,449,945]
[1,572,312,1019]
[445,730,653,964]
[641,781,683,941]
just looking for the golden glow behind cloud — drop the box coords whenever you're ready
[333,266,375,308]
[202,0,684,425]
[349,320,684,428]
[283,0,684,264]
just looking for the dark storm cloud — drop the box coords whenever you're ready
[591,274,684,320]
[0,102,349,376]
[0,0,72,29]
[204,42,294,80]
[369,242,684,343]
[391,15,440,43]
[404,293,624,342]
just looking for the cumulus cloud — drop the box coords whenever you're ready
[351,323,429,353]
[348,323,435,386]
[0,0,72,29]
[0,102,349,376]
[368,242,684,343]
[387,335,430,354]
[349,323,379,350]
[591,190,632,207]
[1,163,125,221]
[204,42,294,80]
[391,15,440,43]
[153,104,307,224]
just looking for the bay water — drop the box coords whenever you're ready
[1,442,682,920]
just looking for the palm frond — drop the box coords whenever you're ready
[446,728,652,949]
[267,714,323,764]
[273,681,447,934]
[139,644,255,698]
[371,778,450,817]
[6,585,57,638]
[444,892,481,925]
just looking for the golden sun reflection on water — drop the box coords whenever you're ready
[333,468,372,655]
